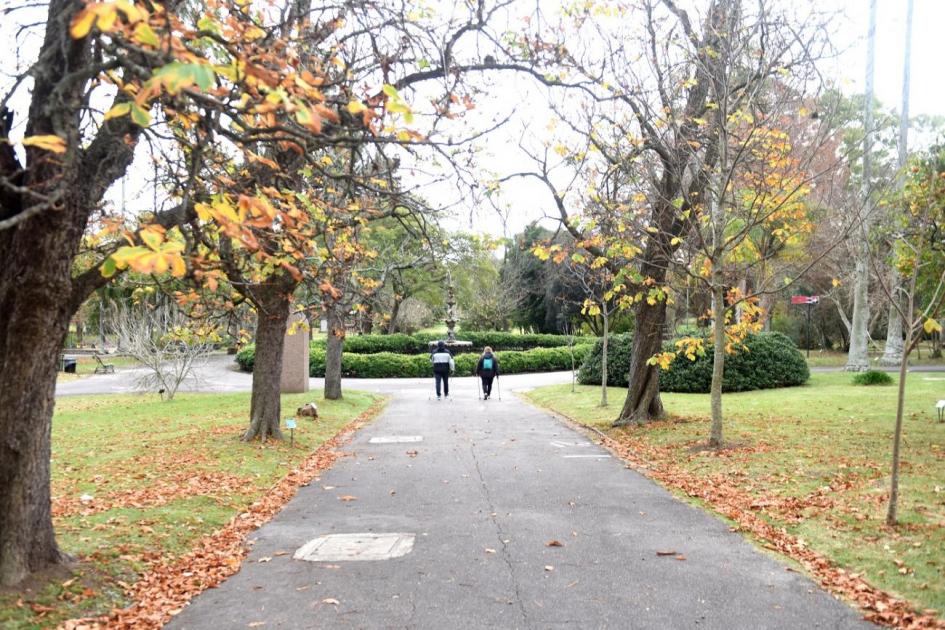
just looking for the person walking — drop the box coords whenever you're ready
[430,340,455,400]
[475,346,499,400]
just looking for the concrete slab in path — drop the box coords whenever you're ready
[166,385,873,630]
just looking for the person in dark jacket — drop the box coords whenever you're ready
[475,346,499,400]
[430,340,455,400]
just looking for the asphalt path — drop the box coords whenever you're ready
[162,377,873,630]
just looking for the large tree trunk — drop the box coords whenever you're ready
[846,0,877,372]
[324,303,345,400]
[616,287,667,426]
[0,242,76,585]
[880,1,913,369]
[243,286,291,442]
[880,268,905,366]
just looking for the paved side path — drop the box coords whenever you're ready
[166,382,871,629]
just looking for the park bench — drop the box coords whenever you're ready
[93,354,115,374]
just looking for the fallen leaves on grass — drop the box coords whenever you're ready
[59,401,384,630]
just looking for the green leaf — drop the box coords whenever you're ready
[130,104,151,127]
[382,84,400,99]
[103,102,131,121]
[100,257,118,278]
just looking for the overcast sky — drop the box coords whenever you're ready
[3,1,940,241]
[449,0,945,240]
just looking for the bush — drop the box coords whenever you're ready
[577,334,634,387]
[578,332,810,393]
[236,344,256,372]
[852,370,894,386]
[237,343,592,377]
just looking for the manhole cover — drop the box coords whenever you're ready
[368,436,423,444]
[294,533,415,562]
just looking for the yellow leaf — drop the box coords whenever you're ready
[69,7,98,38]
[103,102,131,121]
[22,135,67,154]
[924,318,942,335]
[346,101,367,114]
[134,22,160,47]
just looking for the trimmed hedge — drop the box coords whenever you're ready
[578,332,810,393]
[308,331,589,355]
[237,343,592,378]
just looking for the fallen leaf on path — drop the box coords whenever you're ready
[406,450,418,457]
[248,623,266,627]
[257,557,271,563]
[338,495,357,502]
[485,548,496,554]
[544,565,554,571]
[322,598,340,605]
[656,550,677,556]
[545,540,563,547]
[675,555,687,561]
[273,551,288,557]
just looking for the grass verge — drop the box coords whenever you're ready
[0,390,385,630]
[524,372,945,627]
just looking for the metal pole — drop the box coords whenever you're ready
[806,301,812,359]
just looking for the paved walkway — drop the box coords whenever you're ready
[165,379,871,629]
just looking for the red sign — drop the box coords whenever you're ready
[791,295,819,305]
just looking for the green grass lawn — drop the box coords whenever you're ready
[805,343,945,368]
[0,390,384,630]
[525,372,945,617]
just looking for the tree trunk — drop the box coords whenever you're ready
[846,0,877,372]
[880,268,905,366]
[709,281,726,447]
[324,303,345,400]
[600,309,609,407]
[243,286,291,442]
[0,198,92,584]
[387,297,402,334]
[881,0,912,369]
[0,263,73,585]
[615,293,667,426]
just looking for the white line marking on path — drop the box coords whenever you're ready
[562,454,611,459]
[369,436,423,444]
[550,440,592,448]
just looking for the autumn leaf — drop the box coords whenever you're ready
[338,495,357,502]
[22,135,67,154]
[923,318,942,335]
[545,540,563,547]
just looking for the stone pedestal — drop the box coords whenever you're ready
[281,312,310,393]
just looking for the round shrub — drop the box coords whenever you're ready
[577,334,634,387]
[852,370,894,386]
[578,331,809,393]
[236,344,255,372]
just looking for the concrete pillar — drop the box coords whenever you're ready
[280,312,310,393]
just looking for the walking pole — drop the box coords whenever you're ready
[477,374,482,400]
[497,376,501,401]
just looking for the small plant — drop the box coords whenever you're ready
[852,370,894,386]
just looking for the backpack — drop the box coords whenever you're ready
[482,357,493,371]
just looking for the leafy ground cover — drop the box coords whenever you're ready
[524,373,945,628]
[0,390,384,630]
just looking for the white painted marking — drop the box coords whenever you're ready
[294,533,415,562]
[550,440,592,448]
[563,454,611,459]
[369,436,423,444]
